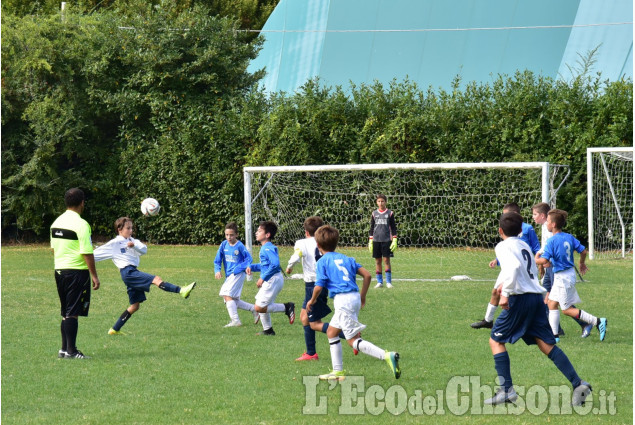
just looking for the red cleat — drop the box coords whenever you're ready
[295,352,319,361]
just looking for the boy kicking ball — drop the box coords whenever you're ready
[307,225,400,381]
[483,212,591,406]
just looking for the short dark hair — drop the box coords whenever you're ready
[376,194,387,202]
[503,202,521,214]
[532,202,550,216]
[259,221,278,240]
[314,225,339,252]
[114,217,133,233]
[548,209,568,230]
[225,222,238,233]
[64,188,85,208]
[303,216,324,236]
[499,212,523,237]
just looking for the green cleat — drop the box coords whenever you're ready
[180,282,197,299]
[108,328,125,335]
[385,351,401,379]
[319,370,346,381]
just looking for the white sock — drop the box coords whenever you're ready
[260,313,272,330]
[329,337,343,372]
[355,339,386,360]
[548,309,560,335]
[225,300,239,322]
[578,310,598,326]
[267,303,285,313]
[236,300,254,312]
[485,303,498,322]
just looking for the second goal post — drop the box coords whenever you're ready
[244,162,569,281]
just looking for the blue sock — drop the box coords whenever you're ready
[304,325,316,355]
[376,273,383,284]
[548,345,581,388]
[113,310,132,331]
[321,322,345,339]
[493,351,513,391]
[385,270,392,283]
[159,281,180,293]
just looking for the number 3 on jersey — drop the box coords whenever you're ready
[334,259,350,281]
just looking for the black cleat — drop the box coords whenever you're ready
[65,350,90,359]
[471,319,493,329]
[284,302,296,324]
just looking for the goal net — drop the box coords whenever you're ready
[244,162,569,281]
[587,147,634,260]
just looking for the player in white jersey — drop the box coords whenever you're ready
[214,222,258,327]
[94,217,196,335]
[482,212,591,406]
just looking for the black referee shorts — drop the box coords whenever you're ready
[55,269,91,317]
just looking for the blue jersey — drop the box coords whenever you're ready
[214,240,252,276]
[540,232,585,273]
[316,251,361,297]
[520,222,541,254]
[250,241,281,281]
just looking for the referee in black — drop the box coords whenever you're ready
[50,188,100,359]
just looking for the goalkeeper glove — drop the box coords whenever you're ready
[390,238,398,252]
[368,238,373,253]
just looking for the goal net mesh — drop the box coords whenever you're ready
[247,165,565,281]
[590,151,634,259]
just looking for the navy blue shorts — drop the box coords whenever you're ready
[542,267,554,292]
[372,241,393,259]
[55,269,91,317]
[491,293,556,346]
[120,266,155,305]
[303,282,332,322]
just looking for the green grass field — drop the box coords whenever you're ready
[2,244,632,424]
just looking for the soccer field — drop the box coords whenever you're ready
[2,245,632,424]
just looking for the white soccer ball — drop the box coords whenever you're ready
[141,198,160,216]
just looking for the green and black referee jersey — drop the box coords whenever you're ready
[50,210,94,269]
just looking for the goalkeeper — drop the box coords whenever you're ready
[368,194,398,288]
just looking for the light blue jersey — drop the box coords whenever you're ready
[214,240,252,276]
[250,241,281,281]
[540,232,585,273]
[521,222,541,254]
[316,251,361,297]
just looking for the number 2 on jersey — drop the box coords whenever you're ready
[521,249,535,279]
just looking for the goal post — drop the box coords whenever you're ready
[244,162,568,281]
[587,147,634,260]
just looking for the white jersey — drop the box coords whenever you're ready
[494,237,545,297]
[538,223,553,254]
[93,235,147,269]
[286,237,320,282]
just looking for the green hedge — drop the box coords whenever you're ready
[2,7,632,244]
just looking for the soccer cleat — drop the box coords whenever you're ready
[571,381,592,406]
[65,350,90,359]
[108,328,125,335]
[385,351,401,379]
[319,370,346,381]
[180,282,197,299]
[581,324,593,338]
[295,352,319,361]
[470,319,493,329]
[557,325,565,337]
[353,333,361,355]
[58,350,67,358]
[256,328,276,336]
[253,310,261,325]
[374,282,383,288]
[554,337,560,343]
[386,282,394,288]
[224,320,242,328]
[484,387,518,405]
[285,302,296,324]
[597,318,607,341]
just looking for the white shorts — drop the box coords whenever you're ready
[254,272,284,308]
[330,292,367,340]
[548,268,581,310]
[219,273,246,298]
